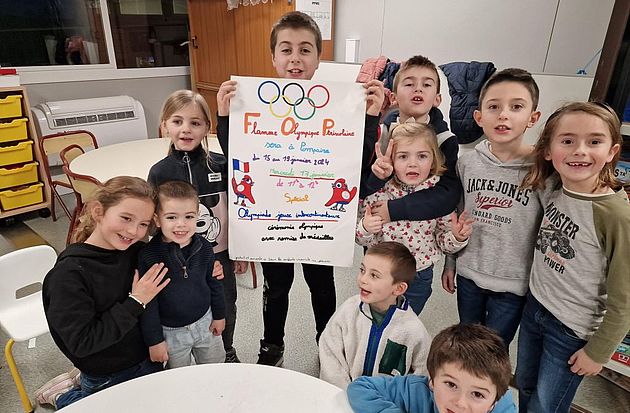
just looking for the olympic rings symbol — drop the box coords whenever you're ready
[257,81,330,121]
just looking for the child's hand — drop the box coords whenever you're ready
[362,204,383,234]
[371,138,394,180]
[441,267,456,294]
[364,79,385,116]
[131,263,170,305]
[370,201,391,224]
[234,260,249,275]
[212,260,224,280]
[451,210,474,242]
[217,80,238,116]
[569,348,603,376]
[210,319,226,336]
[149,341,169,363]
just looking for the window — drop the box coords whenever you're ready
[108,0,189,68]
[0,0,189,69]
[0,1,108,66]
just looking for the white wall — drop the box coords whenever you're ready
[25,76,190,138]
[333,0,614,76]
[315,62,594,147]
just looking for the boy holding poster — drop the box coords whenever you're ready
[216,11,384,366]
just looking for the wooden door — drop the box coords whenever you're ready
[188,0,334,130]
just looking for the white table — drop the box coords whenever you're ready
[60,364,354,413]
[70,137,222,183]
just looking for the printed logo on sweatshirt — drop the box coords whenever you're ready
[466,178,532,207]
[535,202,579,274]
[465,178,532,228]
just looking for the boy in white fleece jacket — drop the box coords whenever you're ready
[319,242,431,389]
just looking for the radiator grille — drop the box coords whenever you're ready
[54,110,135,127]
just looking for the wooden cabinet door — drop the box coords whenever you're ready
[187,0,333,130]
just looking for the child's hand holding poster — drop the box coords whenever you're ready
[228,76,366,266]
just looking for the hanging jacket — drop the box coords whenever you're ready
[357,56,393,116]
[439,61,496,144]
[379,61,401,94]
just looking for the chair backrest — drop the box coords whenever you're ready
[39,130,99,157]
[59,144,86,168]
[0,245,57,311]
[61,163,102,204]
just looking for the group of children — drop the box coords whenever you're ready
[34,9,629,413]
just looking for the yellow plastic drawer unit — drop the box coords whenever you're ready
[0,182,44,211]
[0,162,39,190]
[0,118,28,143]
[0,95,23,119]
[0,140,33,166]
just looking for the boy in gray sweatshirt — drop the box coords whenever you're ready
[441,68,542,347]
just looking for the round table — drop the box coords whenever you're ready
[60,364,353,413]
[69,137,222,182]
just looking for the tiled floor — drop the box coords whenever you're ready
[1,197,628,412]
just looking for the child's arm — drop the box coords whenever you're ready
[572,208,630,374]
[216,80,237,157]
[441,255,457,294]
[45,263,169,358]
[356,203,383,246]
[347,375,432,413]
[434,211,472,254]
[371,136,462,222]
[206,258,227,330]
[318,313,352,389]
[359,80,385,198]
[137,256,169,362]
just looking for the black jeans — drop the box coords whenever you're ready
[216,251,237,352]
[261,262,336,346]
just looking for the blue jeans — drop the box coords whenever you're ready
[456,275,526,348]
[162,308,225,368]
[404,266,433,315]
[56,358,162,409]
[515,294,586,413]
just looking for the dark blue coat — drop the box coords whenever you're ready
[439,61,496,144]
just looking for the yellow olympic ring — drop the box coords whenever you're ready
[269,95,293,118]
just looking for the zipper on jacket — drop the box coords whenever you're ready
[362,304,397,376]
[182,266,188,278]
[182,152,193,183]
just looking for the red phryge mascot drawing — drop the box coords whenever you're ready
[325,178,357,212]
[231,158,255,207]
[232,174,255,207]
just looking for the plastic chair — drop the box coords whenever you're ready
[60,144,102,245]
[0,245,57,413]
[38,130,98,222]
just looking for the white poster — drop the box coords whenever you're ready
[296,0,333,41]
[228,76,365,266]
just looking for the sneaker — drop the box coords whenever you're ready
[256,339,284,366]
[225,348,241,363]
[34,368,80,408]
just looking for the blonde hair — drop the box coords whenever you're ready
[390,123,446,185]
[159,89,212,152]
[72,176,156,243]
[522,102,622,191]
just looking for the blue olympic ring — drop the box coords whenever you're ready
[258,80,281,104]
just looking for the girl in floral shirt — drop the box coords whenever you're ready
[356,122,472,314]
